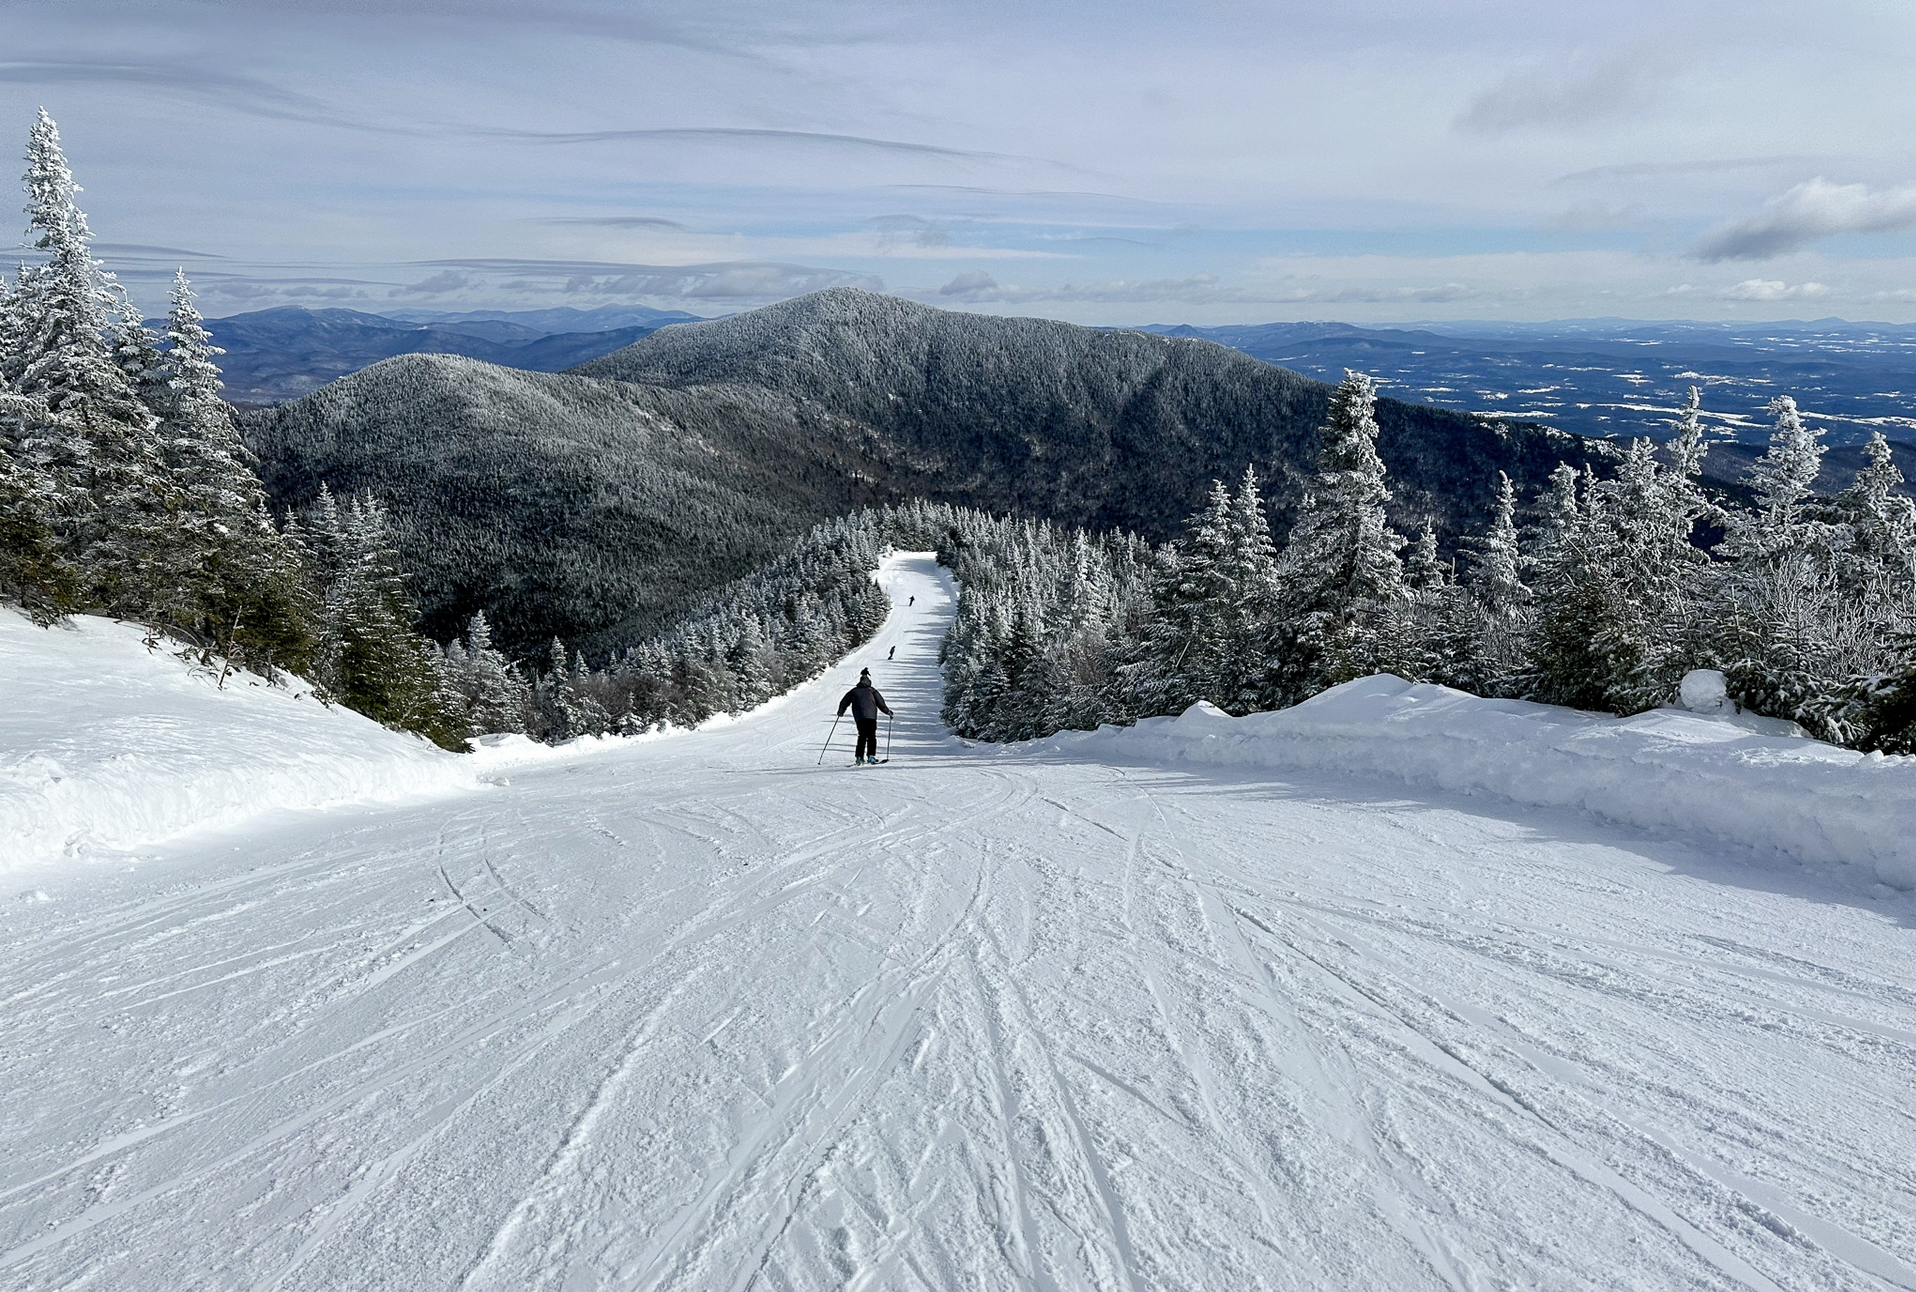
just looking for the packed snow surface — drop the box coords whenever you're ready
[1045,679,1916,891]
[4,554,1915,1289]
[0,609,479,872]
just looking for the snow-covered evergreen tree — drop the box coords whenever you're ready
[1126,468,1280,714]
[1743,395,1826,540]
[1442,469,1530,693]
[1272,370,1407,697]
[443,611,528,734]
[1522,418,1713,713]
[1829,431,1916,612]
[0,428,78,620]
[5,109,172,614]
[1467,472,1527,615]
[1709,397,1854,731]
[306,488,465,746]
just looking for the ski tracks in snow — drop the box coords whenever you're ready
[4,555,1916,1289]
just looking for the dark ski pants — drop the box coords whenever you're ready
[855,718,879,760]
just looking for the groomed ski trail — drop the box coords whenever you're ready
[2,554,1914,1290]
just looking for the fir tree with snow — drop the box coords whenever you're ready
[1272,370,1408,699]
[306,487,466,747]
[1711,397,1856,733]
[442,611,529,734]
[4,109,174,616]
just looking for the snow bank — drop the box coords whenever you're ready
[0,609,485,871]
[1042,676,1916,890]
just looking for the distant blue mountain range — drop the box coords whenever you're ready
[206,304,1916,459]
[1142,318,1916,447]
[196,305,704,404]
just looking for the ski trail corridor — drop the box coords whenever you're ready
[4,554,1915,1291]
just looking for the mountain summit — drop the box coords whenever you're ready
[577,287,1593,536]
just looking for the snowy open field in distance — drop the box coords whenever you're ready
[2,554,1914,1289]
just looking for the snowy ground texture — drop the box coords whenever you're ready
[3,554,1915,1290]
[0,609,472,871]
[1047,681,1916,893]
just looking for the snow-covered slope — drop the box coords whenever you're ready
[0,609,475,871]
[3,562,1914,1290]
[1043,676,1916,891]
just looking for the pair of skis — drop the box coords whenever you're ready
[817,713,893,766]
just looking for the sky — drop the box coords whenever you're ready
[3,0,1915,325]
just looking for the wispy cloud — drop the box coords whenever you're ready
[929,272,1480,307]
[0,58,403,132]
[1539,200,1647,233]
[1455,51,1662,135]
[412,257,881,300]
[472,126,1045,166]
[881,184,1170,206]
[1551,155,1819,186]
[535,216,690,231]
[932,271,1248,305]
[1693,179,1916,260]
[94,242,230,261]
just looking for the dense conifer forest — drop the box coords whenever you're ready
[930,376,1916,753]
[437,370,1916,756]
[246,287,1608,659]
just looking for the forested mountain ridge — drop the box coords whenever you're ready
[575,288,1604,537]
[244,354,900,656]
[247,288,1608,659]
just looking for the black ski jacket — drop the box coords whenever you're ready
[837,682,892,722]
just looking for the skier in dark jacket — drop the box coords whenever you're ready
[837,669,893,764]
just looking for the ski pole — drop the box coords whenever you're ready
[886,712,894,762]
[817,714,842,765]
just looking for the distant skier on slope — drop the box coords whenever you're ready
[837,668,893,765]
[888,645,895,660]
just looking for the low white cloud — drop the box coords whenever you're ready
[556,262,882,300]
[930,272,1270,305]
[1719,279,1830,301]
[390,269,471,296]
[938,270,998,299]
[1693,179,1916,261]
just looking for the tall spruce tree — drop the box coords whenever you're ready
[0,422,78,620]
[7,109,172,615]
[1128,468,1282,715]
[1521,417,1713,713]
[0,257,80,619]
[1273,370,1408,698]
[1443,469,1530,694]
[1829,431,1916,611]
[153,270,315,670]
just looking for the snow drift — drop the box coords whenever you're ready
[0,609,482,870]
[1042,675,1916,890]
